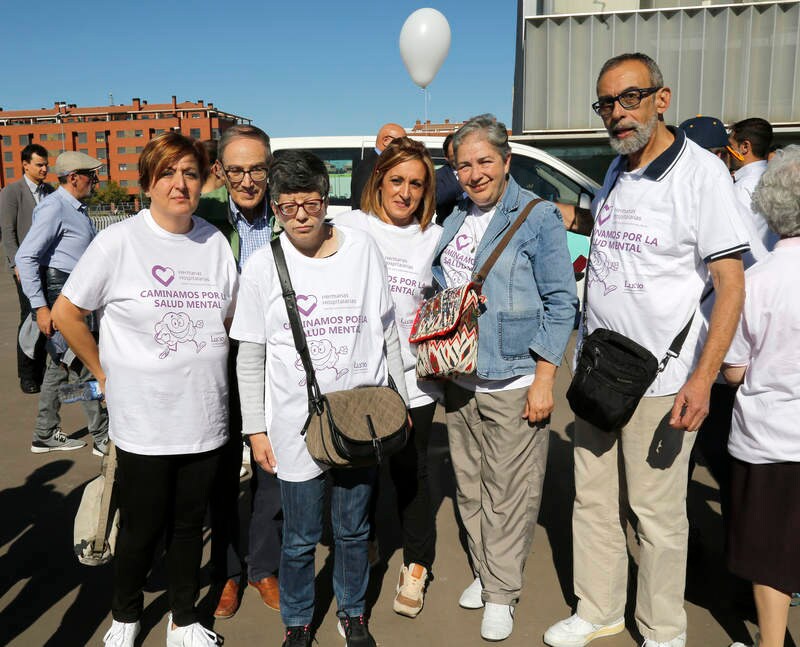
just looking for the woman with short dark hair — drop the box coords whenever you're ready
[52,132,238,647]
[231,150,408,647]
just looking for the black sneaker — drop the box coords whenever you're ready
[281,625,311,647]
[340,614,375,647]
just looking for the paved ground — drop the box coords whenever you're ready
[0,274,796,647]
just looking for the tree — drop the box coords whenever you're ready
[88,180,129,206]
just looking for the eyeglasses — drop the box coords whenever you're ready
[75,170,98,182]
[272,198,326,218]
[592,87,661,116]
[222,166,268,183]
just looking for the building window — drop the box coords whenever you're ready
[3,151,12,162]
[77,132,88,144]
[2,135,10,146]
[5,168,14,179]
[120,180,129,187]
[18,135,30,146]
[153,129,165,135]
[40,133,65,142]
[96,148,106,159]
[116,129,145,138]
[191,113,201,118]
[119,163,128,171]
[116,146,144,154]
[96,132,106,143]
[190,128,201,140]
[79,148,88,155]
[98,165,108,176]
[135,130,143,137]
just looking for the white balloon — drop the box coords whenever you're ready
[399,8,451,89]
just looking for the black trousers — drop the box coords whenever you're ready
[209,341,282,583]
[370,401,437,570]
[112,446,221,626]
[13,273,45,385]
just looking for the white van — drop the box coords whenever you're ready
[270,135,596,269]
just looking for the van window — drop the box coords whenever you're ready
[509,155,582,205]
[281,147,359,207]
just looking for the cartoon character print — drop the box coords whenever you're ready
[294,339,349,386]
[154,312,206,359]
[587,248,619,296]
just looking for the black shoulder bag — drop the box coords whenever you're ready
[566,172,695,431]
[271,237,409,467]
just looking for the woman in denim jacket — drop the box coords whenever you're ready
[430,114,577,642]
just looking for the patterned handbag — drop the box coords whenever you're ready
[409,199,541,379]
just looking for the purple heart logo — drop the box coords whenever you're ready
[596,205,612,227]
[455,234,472,251]
[296,294,318,317]
[152,265,175,287]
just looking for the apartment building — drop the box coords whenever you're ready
[0,97,250,194]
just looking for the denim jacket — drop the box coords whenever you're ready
[431,176,578,379]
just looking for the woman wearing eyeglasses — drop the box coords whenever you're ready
[52,132,238,647]
[334,136,443,619]
[230,150,409,647]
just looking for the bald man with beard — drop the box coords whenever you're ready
[349,122,406,210]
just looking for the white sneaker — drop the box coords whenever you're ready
[481,602,514,641]
[458,576,484,609]
[393,563,428,617]
[544,613,625,646]
[642,633,686,647]
[241,440,250,465]
[729,643,751,647]
[166,613,222,646]
[103,620,140,646]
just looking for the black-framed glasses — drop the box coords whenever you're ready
[592,87,661,116]
[272,198,326,218]
[222,166,268,183]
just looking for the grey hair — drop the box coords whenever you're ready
[751,145,800,237]
[452,113,511,159]
[217,124,272,165]
[597,52,664,88]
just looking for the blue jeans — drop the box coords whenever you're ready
[279,467,374,627]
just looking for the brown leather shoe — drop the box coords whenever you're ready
[214,578,241,619]
[249,575,280,611]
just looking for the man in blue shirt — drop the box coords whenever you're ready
[15,151,109,454]
[196,125,283,620]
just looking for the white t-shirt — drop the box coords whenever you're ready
[724,238,800,464]
[440,204,534,393]
[62,210,239,455]
[584,135,750,396]
[230,226,396,482]
[334,210,443,407]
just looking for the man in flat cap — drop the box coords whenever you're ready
[16,151,108,454]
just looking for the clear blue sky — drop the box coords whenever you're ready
[1,1,516,137]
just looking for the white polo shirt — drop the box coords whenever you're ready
[733,160,779,254]
[724,238,800,464]
[583,129,750,396]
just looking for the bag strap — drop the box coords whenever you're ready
[270,237,325,417]
[472,198,543,284]
[92,441,116,554]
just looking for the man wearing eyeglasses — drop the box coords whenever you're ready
[196,124,284,621]
[546,53,747,647]
[15,151,109,455]
[728,117,778,253]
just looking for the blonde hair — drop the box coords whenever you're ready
[360,137,436,230]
